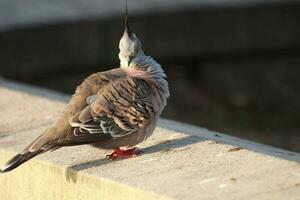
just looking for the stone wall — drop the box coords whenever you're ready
[1,79,300,200]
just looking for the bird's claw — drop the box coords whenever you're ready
[106,147,143,160]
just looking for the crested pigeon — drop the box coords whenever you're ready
[0,1,169,174]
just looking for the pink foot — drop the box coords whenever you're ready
[106,147,143,160]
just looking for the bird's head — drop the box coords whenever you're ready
[119,2,144,68]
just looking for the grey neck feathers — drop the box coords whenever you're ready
[133,55,170,113]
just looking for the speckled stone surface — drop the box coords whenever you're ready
[0,78,300,200]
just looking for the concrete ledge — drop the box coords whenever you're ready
[0,78,300,200]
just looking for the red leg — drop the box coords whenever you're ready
[106,147,143,160]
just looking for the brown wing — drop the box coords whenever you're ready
[58,77,154,145]
[0,69,122,173]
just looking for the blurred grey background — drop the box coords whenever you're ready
[1,0,300,152]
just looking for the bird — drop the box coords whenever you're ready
[0,0,169,174]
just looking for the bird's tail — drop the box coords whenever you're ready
[0,149,44,174]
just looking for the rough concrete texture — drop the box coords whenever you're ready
[0,78,300,200]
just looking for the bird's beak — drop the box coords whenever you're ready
[128,56,133,66]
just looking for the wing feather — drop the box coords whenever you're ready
[59,77,153,145]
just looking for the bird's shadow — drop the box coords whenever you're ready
[0,132,8,138]
[65,135,205,182]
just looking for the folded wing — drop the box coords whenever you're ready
[55,77,154,146]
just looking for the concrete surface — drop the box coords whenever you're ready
[0,78,300,200]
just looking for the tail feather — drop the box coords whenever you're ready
[0,149,44,174]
